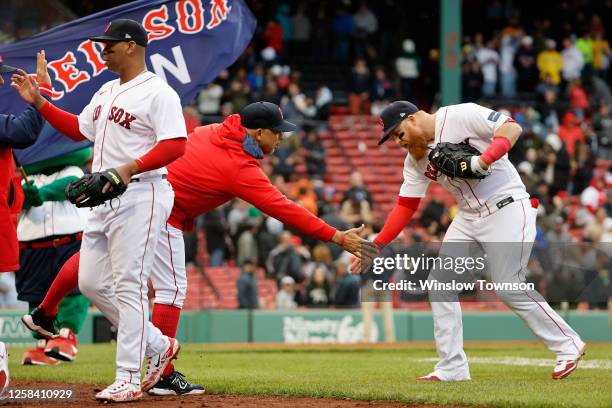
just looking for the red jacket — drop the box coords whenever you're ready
[0,148,25,271]
[167,115,335,241]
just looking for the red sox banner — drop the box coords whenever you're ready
[0,0,256,165]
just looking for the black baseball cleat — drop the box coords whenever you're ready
[148,371,205,396]
[21,307,58,339]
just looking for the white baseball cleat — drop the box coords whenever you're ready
[552,345,587,380]
[141,337,180,392]
[95,380,142,402]
[0,342,9,398]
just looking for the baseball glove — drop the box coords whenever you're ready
[428,142,486,179]
[65,168,127,208]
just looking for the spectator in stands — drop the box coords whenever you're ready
[291,2,311,51]
[333,261,360,308]
[561,37,585,84]
[420,195,448,237]
[558,112,585,158]
[592,103,612,160]
[575,31,594,71]
[535,73,560,103]
[342,171,373,207]
[264,19,284,56]
[348,58,371,115]
[312,7,331,58]
[568,80,589,119]
[197,81,223,117]
[222,79,250,113]
[275,3,292,51]
[353,1,378,60]
[514,35,539,92]
[246,64,266,100]
[228,200,257,237]
[340,189,373,228]
[237,220,259,266]
[282,83,316,119]
[582,71,612,111]
[462,60,483,102]
[395,39,419,101]
[537,39,563,86]
[538,89,561,132]
[476,38,500,97]
[315,85,333,120]
[270,131,300,182]
[302,129,326,177]
[592,32,611,80]
[203,208,231,266]
[581,177,606,215]
[237,259,259,309]
[276,276,298,309]
[536,134,571,196]
[499,33,518,98]
[267,231,309,283]
[262,79,282,106]
[331,6,355,61]
[304,266,331,308]
[370,66,393,116]
[291,178,318,215]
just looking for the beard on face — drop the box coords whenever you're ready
[406,130,429,161]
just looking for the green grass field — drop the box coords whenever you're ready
[7,342,612,408]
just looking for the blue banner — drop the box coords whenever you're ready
[0,0,255,165]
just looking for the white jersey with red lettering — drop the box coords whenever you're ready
[397,103,585,381]
[76,70,186,386]
[399,103,529,220]
[78,70,185,176]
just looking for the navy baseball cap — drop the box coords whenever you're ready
[240,102,297,132]
[0,56,17,73]
[378,101,419,145]
[90,19,148,47]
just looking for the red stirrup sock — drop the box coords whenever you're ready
[40,252,80,317]
[152,303,181,377]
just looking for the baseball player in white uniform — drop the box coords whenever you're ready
[370,101,586,381]
[12,20,187,402]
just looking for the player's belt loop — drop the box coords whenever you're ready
[495,196,515,210]
[131,174,167,183]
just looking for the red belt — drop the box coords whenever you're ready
[19,233,83,250]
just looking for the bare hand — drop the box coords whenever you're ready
[10,69,42,106]
[334,224,379,262]
[36,50,51,86]
[0,76,4,87]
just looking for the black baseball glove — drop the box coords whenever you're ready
[428,142,487,179]
[65,168,127,208]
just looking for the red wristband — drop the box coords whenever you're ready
[480,136,512,166]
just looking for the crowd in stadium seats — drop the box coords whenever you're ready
[1,0,610,311]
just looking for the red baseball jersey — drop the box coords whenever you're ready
[167,114,336,241]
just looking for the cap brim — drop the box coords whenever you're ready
[89,35,122,43]
[0,64,17,73]
[271,120,297,132]
[377,122,400,145]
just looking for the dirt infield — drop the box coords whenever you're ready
[6,381,464,408]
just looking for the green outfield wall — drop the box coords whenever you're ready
[1,309,610,344]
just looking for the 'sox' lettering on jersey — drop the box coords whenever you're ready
[107,106,137,129]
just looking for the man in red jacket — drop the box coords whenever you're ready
[23,101,373,396]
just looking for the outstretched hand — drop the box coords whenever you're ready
[333,224,380,265]
[10,69,43,107]
[36,50,51,86]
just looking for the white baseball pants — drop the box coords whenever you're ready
[150,222,187,309]
[79,179,174,385]
[428,198,585,380]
